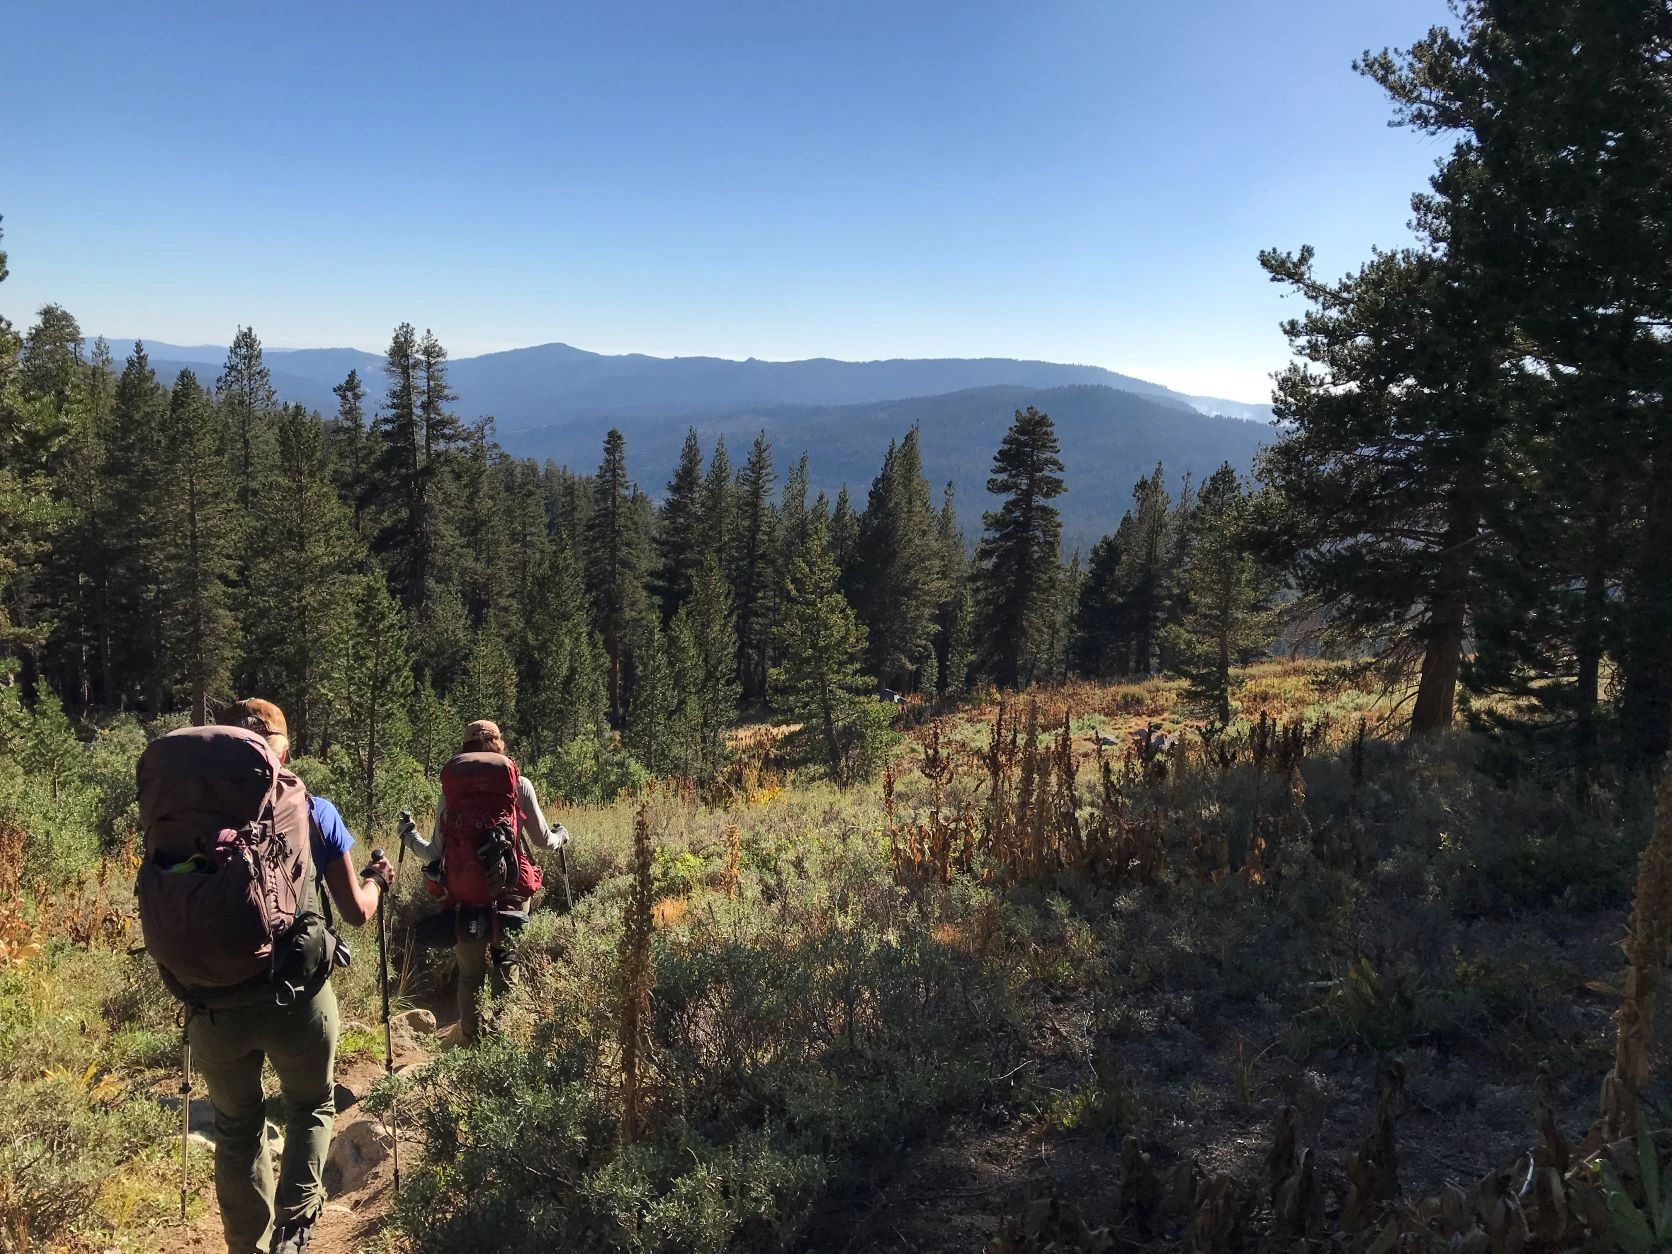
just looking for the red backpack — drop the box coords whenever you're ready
[135,725,314,993]
[438,752,543,908]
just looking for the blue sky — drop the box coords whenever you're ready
[1,0,1455,402]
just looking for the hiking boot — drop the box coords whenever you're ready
[272,1221,314,1254]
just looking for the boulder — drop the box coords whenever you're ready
[393,1008,437,1037]
[323,1116,392,1196]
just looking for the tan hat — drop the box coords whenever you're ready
[222,697,288,739]
[461,719,504,752]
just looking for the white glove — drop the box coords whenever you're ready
[397,811,424,855]
[545,822,571,851]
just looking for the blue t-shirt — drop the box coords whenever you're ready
[309,796,355,870]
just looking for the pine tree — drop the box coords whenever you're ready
[1253,243,1511,738]
[853,428,945,691]
[829,484,861,593]
[0,237,71,662]
[932,482,972,696]
[777,452,812,588]
[329,369,371,537]
[519,541,608,760]
[699,438,736,563]
[155,369,237,724]
[942,580,976,697]
[1070,535,1124,678]
[664,608,706,777]
[243,403,363,754]
[552,466,591,557]
[1112,466,1174,678]
[683,555,740,777]
[216,326,277,507]
[653,428,706,619]
[624,617,679,774]
[21,306,105,703]
[20,304,84,409]
[584,429,647,723]
[1363,2,1672,766]
[975,406,1066,688]
[457,630,517,730]
[454,421,514,631]
[1164,466,1279,724]
[1042,549,1082,685]
[1157,474,1198,675]
[773,519,895,785]
[731,432,778,704]
[99,343,167,708]
[409,677,459,781]
[503,460,551,612]
[369,322,423,606]
[367,323,469,635]
[341,573,415,834]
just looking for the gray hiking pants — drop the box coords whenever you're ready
[189,980,339,1254]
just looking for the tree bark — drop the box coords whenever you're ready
[1410,501,1479,738]
[1622,443,1672,770]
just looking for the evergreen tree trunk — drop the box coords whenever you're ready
[1622,444,1672,770]
[1410,501,1478,738]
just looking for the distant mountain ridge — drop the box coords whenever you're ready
[90,338,1271,426]
[92,337,1274,538]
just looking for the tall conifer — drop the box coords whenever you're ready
[975,406,1066,688]
[156,370,237,724]
[584,428,647,722]
[653,428,706,618]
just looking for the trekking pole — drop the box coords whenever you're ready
[373,848,401,1192]
[396,810,411,871]
[557,841,575,914]
[179,1026,191,1221]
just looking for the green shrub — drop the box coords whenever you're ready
[391,825,1014,1252]
[0,1079,172,1252]
[535,735,649,807]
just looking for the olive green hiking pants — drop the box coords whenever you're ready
[455,938,510,1044]
[189,980,339,1254]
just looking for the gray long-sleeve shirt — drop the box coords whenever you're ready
[401,775,570,862]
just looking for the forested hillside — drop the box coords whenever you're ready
[3,284,1288,836]
[102,337,1271,538]
[498,382,1270,542]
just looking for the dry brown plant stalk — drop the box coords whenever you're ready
[720,821,742,898]
[617,806,655,1142]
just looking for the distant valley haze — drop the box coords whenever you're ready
[88,335,1275,543]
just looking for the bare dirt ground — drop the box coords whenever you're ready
[140,1017,435,1254]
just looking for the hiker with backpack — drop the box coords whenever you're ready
[397,718,569,1044]
[136,698,393,1254]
